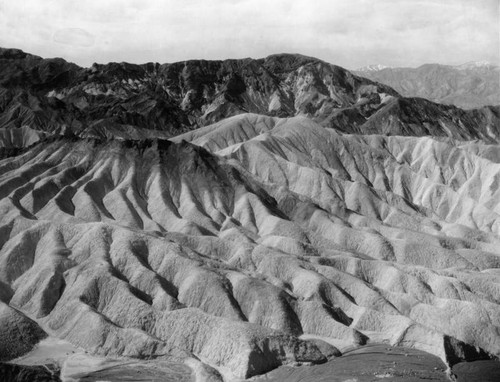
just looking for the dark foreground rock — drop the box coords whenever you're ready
[452,360,500,382]
[0,363,60,382]
[251,344,449,382]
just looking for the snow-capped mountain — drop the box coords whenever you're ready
[455,61,497,70]
[355,64,390,72]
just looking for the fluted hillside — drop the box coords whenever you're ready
[0,114,499,379]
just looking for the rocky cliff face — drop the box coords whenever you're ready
[0,49,499,380]
[1,48,499,143]
[354,63,500,110]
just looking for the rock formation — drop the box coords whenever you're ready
[0,48,499,380]
[1,48,498,142]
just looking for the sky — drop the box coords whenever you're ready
[0,0,498,69]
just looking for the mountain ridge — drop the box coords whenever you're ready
[356,61,499,71]
[1,47,498,145]
[354,62,500,109]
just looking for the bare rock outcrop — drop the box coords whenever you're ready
[1,48,498,142]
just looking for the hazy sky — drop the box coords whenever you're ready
[0,0,498,69]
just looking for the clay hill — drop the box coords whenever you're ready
[0,48,499,381]
[354,62,500,110]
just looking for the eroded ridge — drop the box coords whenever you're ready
[0,114,499,378]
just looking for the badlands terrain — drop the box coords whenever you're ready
[0,48,499,381]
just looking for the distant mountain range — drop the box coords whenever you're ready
[353,62,500,109]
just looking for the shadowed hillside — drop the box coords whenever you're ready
[1,48,499,143]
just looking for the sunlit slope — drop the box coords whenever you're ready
[0,114,498,378]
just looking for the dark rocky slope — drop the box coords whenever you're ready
[1,48,499,143]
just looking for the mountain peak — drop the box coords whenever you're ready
[355,64,389,72]
[455,61,498,70]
